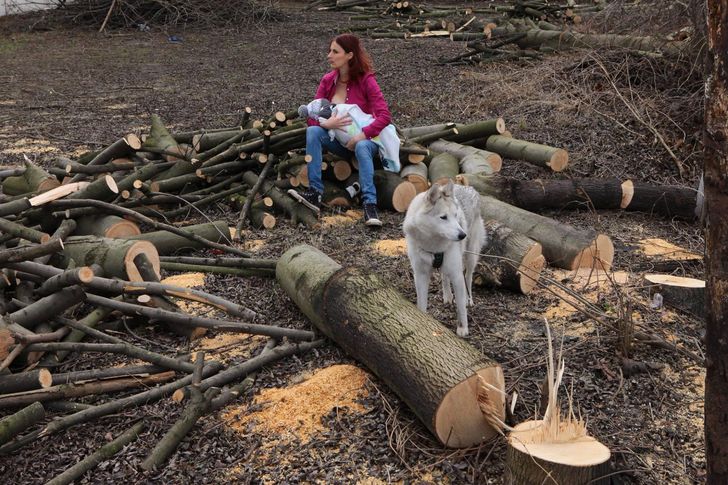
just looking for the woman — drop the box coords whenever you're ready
[289,34,392,227]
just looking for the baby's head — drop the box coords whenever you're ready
[298,98,334,120]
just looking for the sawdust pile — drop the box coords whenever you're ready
[223,364,370,442]
[322,210,361,227]
[194,333,266,361]
[636,238,701,260]
[371,238,407,257]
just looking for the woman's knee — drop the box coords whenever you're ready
[306,125,326,143]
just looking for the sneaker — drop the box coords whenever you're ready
[363,203,382,227]
[288,188,322,214]
[345,181,361,199]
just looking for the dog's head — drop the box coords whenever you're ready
[419,180,467,241]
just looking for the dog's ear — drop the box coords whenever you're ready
[426,184,442,206]
[442,180,454,197]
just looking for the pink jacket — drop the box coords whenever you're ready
[307,70,392,139]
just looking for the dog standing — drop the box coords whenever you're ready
[403,181,485,337]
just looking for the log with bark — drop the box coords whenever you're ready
[0,402,45,446]
[484,135,568,171]
[276,244,506,447]
[374,170,417,212]
[644,273,705,318]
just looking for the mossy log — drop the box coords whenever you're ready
[486,135,568,172]
[276,245,505,448]
[122,221,230,255]
[476,220,545,294]
[0,217,49,244]
[374,170,417,212]
[75,215,141,238]
[429,139,502,173]
[0,402,45,447]
[428,152,460,185]
[241,172,319,227]
[142,114,183,161]
[480,196,613,270]
[55,235,160,281]
[620,180,697,220]
[66,174,119,202]
[2,159,59,196]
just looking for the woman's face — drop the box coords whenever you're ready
[327,41,353,71]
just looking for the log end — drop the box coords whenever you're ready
[518,247,546,295]
[408,153,426,164]
[37,177,61,193]
[262,213,277,229]
[495,117,506,134]
[487,153,503,172]
[434,365,506,448]
[547,149,569,172]
[125,133,142,151]
[620,180,634,209]
[124,241,161,282]
[38,368,53,388]
[105,220,142,238]
[78,266,95,284]
[570,234,614,271]
[333,160,352,181]
[405,174,429,194]
[392,180,417,213]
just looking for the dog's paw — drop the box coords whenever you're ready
[456,326,469,338]
[467,296,474,307]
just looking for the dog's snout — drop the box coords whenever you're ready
[458,231,466,240]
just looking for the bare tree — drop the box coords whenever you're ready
[704,1,728,483]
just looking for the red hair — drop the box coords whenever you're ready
[333,34,373,81]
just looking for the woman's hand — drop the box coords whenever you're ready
[320,113,352,130]
[345,132,367,150]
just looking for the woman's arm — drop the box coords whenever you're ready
[361,76,392,139]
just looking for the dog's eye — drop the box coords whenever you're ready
[440,215,448,220]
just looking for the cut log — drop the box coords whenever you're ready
[0,402,45,447]
[0,217,49,244]
[276,244,505,447]
[0,368,53,394]
[242,171,319,228]
[620,180,697,220]
[485,135,568,172]
[374,170,417,212]
[2,159,59,196]
[36,267,94,297]
[122,221,230,255]
[480,195,613,270]
[400,163,429,193]
[75,215,141,238]
[66,174,119,202]
[457,174,623,212]
[55,236,159,281]
[142,114,183,161]
[429,139,502,173]
[428,152,460,185]
[476,220,545,294]
[644,274,705,317]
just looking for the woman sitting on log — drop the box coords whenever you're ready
[288,34,392,227]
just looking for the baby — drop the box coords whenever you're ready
[299,98,401,173]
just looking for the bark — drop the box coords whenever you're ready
[0,402,45,446]
[241,171,319,228]
[0,238,63,265]
[158,256,276,269]
[429,139,502,173]
[428,152,460,184]
[39,306,113,366]
[477,220,545,294]
[0,370,175,409]
[480,195,614,270]
[2,159,59,196]
[121,220,233,255]
[373,170,417,212]
[276,245,505,448]
[159,262,275,277]
[65,174,119,202]
[620,180,698,220]
[0,217,49,243]
[0,198,31,218]
[45,421,145,485]
[0,368,53,394]
[8,286,86,329]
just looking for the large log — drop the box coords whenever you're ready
[54,236,159,281]
[480,196,613,270]
[429,139,502,173]
[75,215,141,238]
[276,244,505,448]
[620,180,697,220]
[485,135,568,172]
[2,159,59,196]
[374,170,417,212]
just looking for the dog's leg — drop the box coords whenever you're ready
[443,251,469,337]
[464,220,485,306]
[408,249,432,313]
[441,272,453,305]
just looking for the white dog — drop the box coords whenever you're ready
[403,181,485,337]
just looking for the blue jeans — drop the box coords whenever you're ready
[305,126,378,205]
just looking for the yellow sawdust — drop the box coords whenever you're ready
[542,269,630,323]
[322,212,359,227]
[2,138,59,155]
[160,272,205,288]
[222,364,370,443]
[636,238,701,260]
[0,100,15,106]
[193,333,266,361]
[243,239,266,252]
[372,238,407,257]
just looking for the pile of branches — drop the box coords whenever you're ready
[14,0,285,31]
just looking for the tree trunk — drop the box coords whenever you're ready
[276,244,505,448]
[476,220,545,294]
[2,159,59,196]
[428,152,460,185]
[0,402,45,446]
[401,163,429,193]
[515,29,687,57]
[479,195,613,270]
[620,180,698,220]
[704,4,728,482]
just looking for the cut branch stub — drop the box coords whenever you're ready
[276,244,505,448]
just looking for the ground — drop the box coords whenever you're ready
[0,1,706,483]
